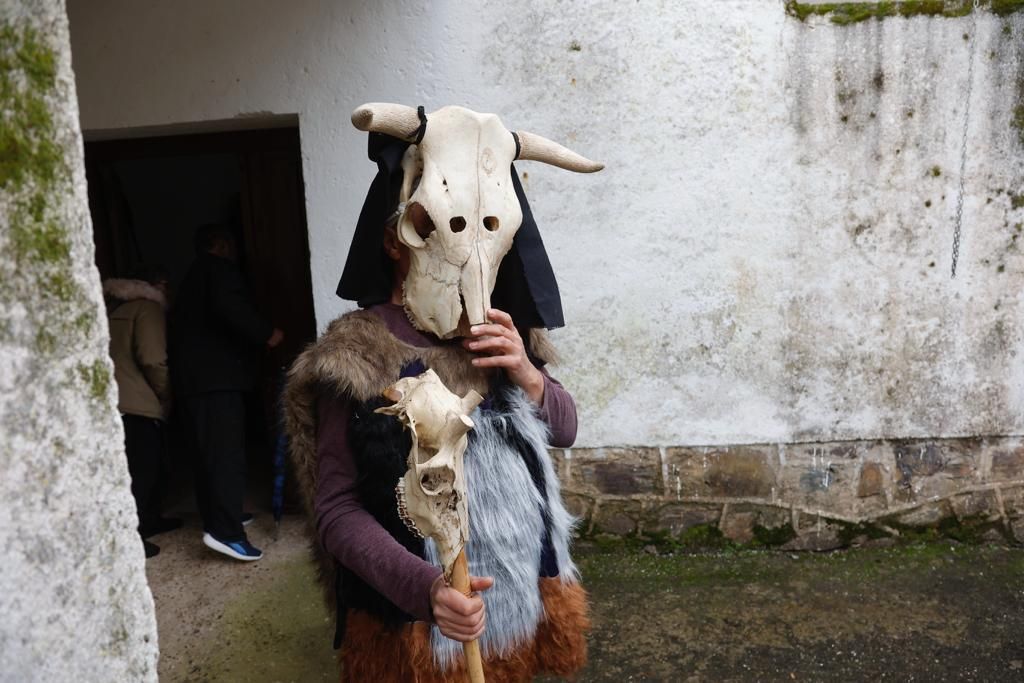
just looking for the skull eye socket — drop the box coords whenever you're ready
[420,468,455,495]
[449,217,466,233]
[483,216,499,232]
[408,202,435,239]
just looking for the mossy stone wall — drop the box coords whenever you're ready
[0,1,158,679]
[560,436,1024,551]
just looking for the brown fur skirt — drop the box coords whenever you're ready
[339,579,590,682]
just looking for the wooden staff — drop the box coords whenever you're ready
[451,549,485,683]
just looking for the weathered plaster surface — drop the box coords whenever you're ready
[66,1,1024,447]
[0,0,158,679]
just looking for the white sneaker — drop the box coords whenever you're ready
[203,532,263,561]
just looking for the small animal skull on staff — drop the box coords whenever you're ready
[375,369,483,581]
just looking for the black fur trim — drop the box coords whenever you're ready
[338,393,423,628]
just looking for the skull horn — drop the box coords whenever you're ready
[351,103,423,141]
[515,130,604,173]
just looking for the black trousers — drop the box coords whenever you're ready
[122,414,164,533]
[182,392,247,541]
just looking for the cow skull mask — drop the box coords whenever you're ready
[375,369,484,578]
[352,103,603,339]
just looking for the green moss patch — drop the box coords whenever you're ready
[583,522,735,554]
[835,520,895,545]
[2,21,75,287]
[77,360,111,401]
[34,328,57,355]
[11,219,71,267]
[751,523,799,547]
[1012,105,1024,146]
[0,23,62,192]
[677,523,731,549]
[786,1,1024,25]
[992,0,1024,14]
[878,512,1016,545]
[1,19,105,382]
[579,507,1017,553]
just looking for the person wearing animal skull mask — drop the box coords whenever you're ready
[284,104,603,681]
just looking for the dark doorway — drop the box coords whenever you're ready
[85,126,315,364]
[85,126,315,521]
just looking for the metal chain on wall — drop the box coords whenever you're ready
[951,0,981,278]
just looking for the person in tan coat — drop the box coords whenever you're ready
[105,270,179,557]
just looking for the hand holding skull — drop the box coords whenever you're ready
[463,308,545,405]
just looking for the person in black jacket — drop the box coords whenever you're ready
[172,223,283,561]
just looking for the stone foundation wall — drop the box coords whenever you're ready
[555,436,1024,550]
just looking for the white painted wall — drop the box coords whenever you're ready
[67,0,1024,447]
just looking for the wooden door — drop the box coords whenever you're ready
[238,129,316,369]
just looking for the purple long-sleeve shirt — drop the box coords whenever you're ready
[314,303,577,623]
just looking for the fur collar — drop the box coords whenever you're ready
[285,310,497,524]
[102,279,166,309]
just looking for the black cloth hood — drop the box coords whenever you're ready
[336,132,564,331]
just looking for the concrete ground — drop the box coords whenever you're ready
[145,513,335,683]
[147,509,1024,682]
